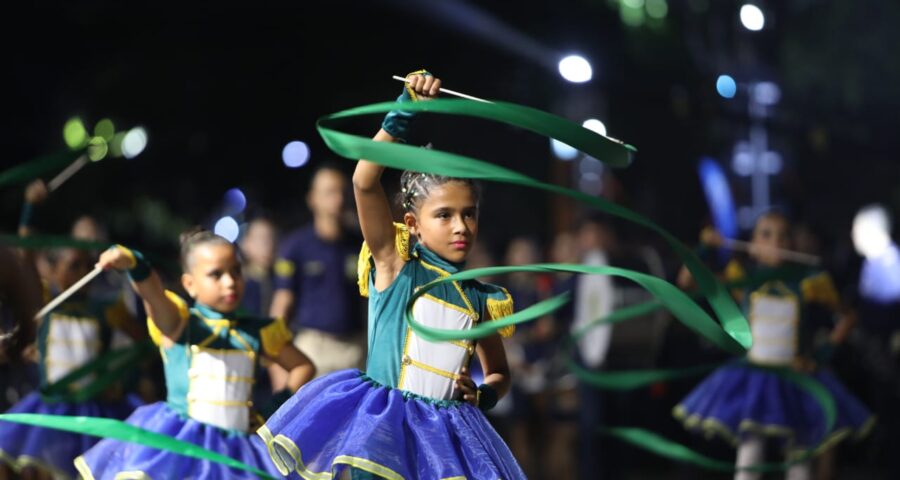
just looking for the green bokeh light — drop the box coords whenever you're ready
[110,132,126,158]
[646,0,668,19]
[94,118,116,142]
[621,4,646,26]
[87,136,109,162]
[63,117,89,149]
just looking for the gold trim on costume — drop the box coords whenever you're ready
[673,404,876,456]
[417,259,476,317]
[259,428,406,480]
[358,223,411,298]
[485,287,515,338]
[114,471,153,480]
[404,355,460,381]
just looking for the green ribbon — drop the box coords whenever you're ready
[0,414,274,479]
[316,98,750,353]
[563,264,814,390]
[0,234,111,251]
[557,265,838,469]
[0,149,85,188]
[316,98,842,471]
[404,264,747,355]
[41,340,154,403]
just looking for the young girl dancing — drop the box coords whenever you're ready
[259,71,525,479]
[674,212,873,480]
[1,181,143,480]
[76,230,315,479]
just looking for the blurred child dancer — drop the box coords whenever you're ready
[674,212,874,480]
[259,70,525,479]
[1,180,144,480]
[76,229,315,479]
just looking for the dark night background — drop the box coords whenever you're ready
[4,1,898,255]
[2,2,899,477]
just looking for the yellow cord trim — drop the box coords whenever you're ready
[673,404,876,456]
[74,455,95,480]
[259,427,405,480]
[801,272,840,310]
[358,223,411,298]
[406,356,460,380]
[417,259,476,317]
[75,455,154,480]
[114,471,153,480]
[260,316,293,358]
[421,293,476,318]
[486,287,515,338]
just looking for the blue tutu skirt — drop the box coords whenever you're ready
[259,369,525,480]
[0,392,139,478]
[76,401,280,480]
[674,363,874,451]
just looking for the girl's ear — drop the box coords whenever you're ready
[403,211,418,237]
[181,273,196,298]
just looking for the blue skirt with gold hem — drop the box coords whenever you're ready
[258,369,525,480]
[75,401,280,479]
[0,392,139,479]
[673,362,874,451]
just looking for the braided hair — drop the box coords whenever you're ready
[396,170,482,214]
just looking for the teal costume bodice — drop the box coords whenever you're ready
[148,293,292,432]
[36,295,130,389]
[726,261,840,365]
[358,226,513,401]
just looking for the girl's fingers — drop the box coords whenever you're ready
[421,75,434,94]
[429,78,441,96]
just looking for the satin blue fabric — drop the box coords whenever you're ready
[262,369,525,479]
[676,363,873,449]
[78,401,279,479]
[0,392,138,477]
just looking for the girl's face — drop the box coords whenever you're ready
[181,243,244,313]
[405,181,478,264]
[750,215,791,267]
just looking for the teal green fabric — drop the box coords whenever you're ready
[363,242,508,389]
[161,302,273,417]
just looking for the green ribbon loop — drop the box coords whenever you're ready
[315,97,841,472]
[405,264,747,355]
[316,98,750,352]
[0,414,274,479]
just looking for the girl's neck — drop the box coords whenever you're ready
[415,242,466,273]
